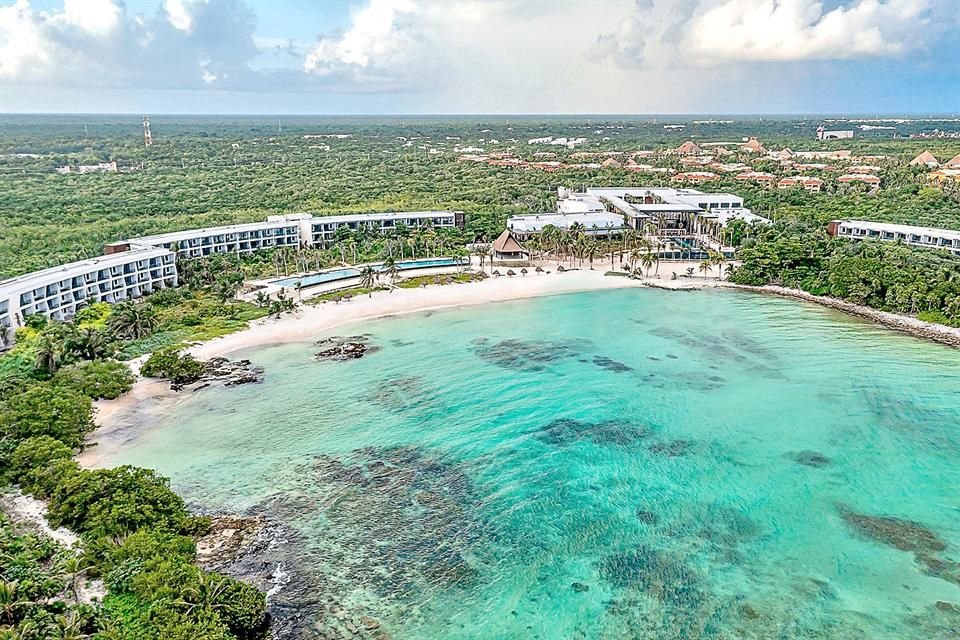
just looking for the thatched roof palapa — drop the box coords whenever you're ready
[491,229,527,254]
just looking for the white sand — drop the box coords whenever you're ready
[0,490,80,548]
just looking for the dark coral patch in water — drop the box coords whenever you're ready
[593,355,633,372]
[648,439,694,457]
[838,505,960,586]
[788,450,832,468]
[839,507,946,555]
[635,509,659,525]
[537,418,653,447]
[600,545,704,607]
[297,446,487,601]
[472,338,583,372]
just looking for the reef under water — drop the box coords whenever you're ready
[103,289,960,639]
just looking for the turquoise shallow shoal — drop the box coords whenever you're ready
[105,288,960,639]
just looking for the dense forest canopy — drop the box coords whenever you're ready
[1,114,959,279]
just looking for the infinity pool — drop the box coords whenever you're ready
[271,257,466,288]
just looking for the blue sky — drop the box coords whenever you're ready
[1,0,958,114]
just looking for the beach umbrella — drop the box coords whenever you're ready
[535,266,544,274]
[493,270,502,277]
[520,268,528,277]
[557,265,566,273]
[506,269,516,277]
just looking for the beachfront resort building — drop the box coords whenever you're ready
[106,211,465,258]
[0,246,177,345]
[504,186,768,258]
[507,211,625,241]
[2,210,466,345]
[827,220,960,256]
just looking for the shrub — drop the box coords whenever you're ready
[0,382,95,449]
[8,436,74,493]
[47,465,191,539]
[53,360,135,400]
[140,349,205,385]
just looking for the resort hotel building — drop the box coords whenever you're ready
[827,220,960,256]
[507,187,768,250]
[1,210,464,345]
[0,245,177,345]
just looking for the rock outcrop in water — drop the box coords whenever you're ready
[172,357,265,391]
[315,335,381,361]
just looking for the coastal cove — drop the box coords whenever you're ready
[83,283,960,639]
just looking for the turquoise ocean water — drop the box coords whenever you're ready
[104,289,960,638]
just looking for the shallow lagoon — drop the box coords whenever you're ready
[105,288,960,638]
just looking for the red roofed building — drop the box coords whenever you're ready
[675,141,702,156]
[672,171,718,183]
[778,176,824,193]
[838,174,881,188]
[742,137,766,153]
[735,171,776,185]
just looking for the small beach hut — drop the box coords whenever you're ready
[490,229,529,264]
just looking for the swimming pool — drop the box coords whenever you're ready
[271,257,466,288]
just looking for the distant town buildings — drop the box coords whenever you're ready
[816,126,854,140]
[56,161,119,174]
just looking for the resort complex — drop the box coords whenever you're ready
[0,210,464,341]
[508,186,768,256]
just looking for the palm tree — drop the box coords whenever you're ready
[585,241,599,270]
[359,265,378,294]
[628,248,644,273]
[106,302,157,340]
[724,263,736,279]
[639,252,656,278]
[0,580,34,625]
[71,326,113,360]
[698,258,712,279]
[382,257,400,287]
[58,555,91,605]
[34,334,64,375]
[294,280,303,302]
[712,252,727,280]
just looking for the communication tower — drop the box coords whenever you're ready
[143,116,153,147]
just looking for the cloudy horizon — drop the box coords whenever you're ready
[1,0,958,115]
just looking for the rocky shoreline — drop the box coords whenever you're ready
[729,285,960,348]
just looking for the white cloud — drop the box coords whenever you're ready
[164,0,195,33]
[0,0,956,113]
[590,0,947,68]
[687,0,931,62]
[304,0,417,76]
[59,0,121,36]
[0,0,49,78]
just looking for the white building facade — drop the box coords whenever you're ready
[2,210,465,346]
[0,246,177,344]
[828,220,960,256]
